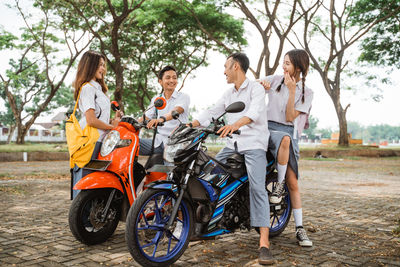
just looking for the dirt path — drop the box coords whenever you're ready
[0,158,399,266]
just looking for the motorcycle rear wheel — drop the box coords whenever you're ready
[125,188,193,267]
[69,189,121,245]
[256,173,292,237]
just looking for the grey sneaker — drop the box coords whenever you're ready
[296,226,313,247]
[270,182,285,204]
[258,247,277,265]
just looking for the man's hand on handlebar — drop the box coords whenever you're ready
[217,124,240,138]
[186,120,200,128]
[146,118,164,129]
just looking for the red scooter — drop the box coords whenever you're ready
[69,97,174,245]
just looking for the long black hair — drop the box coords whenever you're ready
[276,49,310,103]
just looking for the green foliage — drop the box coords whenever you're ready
[303,115,319,140]
[38,0,246,114]
[347,121,400,142]
[0,28,18,49]
[349,0,400,68]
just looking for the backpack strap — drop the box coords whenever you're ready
[71,82,88,117]
[72,82,101,118]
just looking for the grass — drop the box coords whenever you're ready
[0,185,27,195]
[394,219,400,237]
[300,144,400,151]
[303,157,337,161]
[0,143,68,152]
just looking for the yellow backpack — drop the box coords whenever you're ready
[66,83,100,168]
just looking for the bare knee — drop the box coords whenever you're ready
[286,176,299,192]
[280,136,291,150]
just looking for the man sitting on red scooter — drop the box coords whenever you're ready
[139,66,190,157]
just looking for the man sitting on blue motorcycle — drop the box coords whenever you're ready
[138,65,190,156]
[190,53,276,265]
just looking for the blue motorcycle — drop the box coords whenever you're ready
[125,102,291,266]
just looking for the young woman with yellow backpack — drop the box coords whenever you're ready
[67,50,122,199]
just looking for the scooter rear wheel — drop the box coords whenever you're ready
[69,189,121,245]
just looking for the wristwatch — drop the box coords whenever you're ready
[160,116,166,122]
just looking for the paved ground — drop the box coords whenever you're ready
[1,157,400,266]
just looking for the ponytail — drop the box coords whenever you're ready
[276,78,284,93]
[301,75,305,103]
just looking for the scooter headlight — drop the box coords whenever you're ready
[163,140,191,163]
[100,130,120,157]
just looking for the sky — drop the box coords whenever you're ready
[1,0,399,130]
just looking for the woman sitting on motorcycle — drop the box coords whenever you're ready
[259,49,313,247]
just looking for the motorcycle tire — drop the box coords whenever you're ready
[69,189,121,245]
[125,188,193,267]
[256,174,292,237]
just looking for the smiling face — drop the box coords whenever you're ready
[94,57,106,80]
[159,70,178,91]
[282,54,298,77]
[224,57,236,84]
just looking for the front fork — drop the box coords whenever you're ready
[164,159,196,231]
[100,189,117,223]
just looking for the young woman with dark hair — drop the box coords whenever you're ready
[260,49,314,247]
[71,50,122,198]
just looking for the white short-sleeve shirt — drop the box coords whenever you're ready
[145,90,190,147]
[196,78,269,152]
[78,80,110,141]
[261,75,313,138]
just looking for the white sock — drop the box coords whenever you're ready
[276,163,287,184]
[293,208,303,227]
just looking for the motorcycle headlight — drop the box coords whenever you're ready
[163,140,191,163]
[100,130,120,157]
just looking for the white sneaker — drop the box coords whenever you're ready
[172,221,183,239]
[270,182,285,204]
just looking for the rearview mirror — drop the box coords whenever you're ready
[154,97,166,110]
[225,101,245,113]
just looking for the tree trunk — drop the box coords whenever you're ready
[113,64,124,110]
[16,125,27,145]
[334,105,349,146]
[6,125,16,144]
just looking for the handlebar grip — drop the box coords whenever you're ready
[232,130,241,135]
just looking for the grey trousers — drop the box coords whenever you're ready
[139,138,164,156]
[216,147,270,227]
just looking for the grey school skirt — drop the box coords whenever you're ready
[268,121,300,179]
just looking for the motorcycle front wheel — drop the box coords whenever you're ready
[69,189,121,245]
[125,188,193,267]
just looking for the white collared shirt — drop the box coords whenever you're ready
[145,90,190,147]
[78,80,110,141]
[196,78,269,152]
[262,75,313,138]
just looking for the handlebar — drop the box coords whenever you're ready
[202,126,241,137]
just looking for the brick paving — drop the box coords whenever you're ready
[1,158,400,266]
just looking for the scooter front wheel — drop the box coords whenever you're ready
[69,189,121,245]
[125,188,193,267]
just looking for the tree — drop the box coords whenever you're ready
[40,0,246,114]
[293,0,400,146]
[207,0,319,78]
[349,0,400,68]
[303,115,319,140]
[0,1,91,144]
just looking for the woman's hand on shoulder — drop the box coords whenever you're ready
[258,79,271,91]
